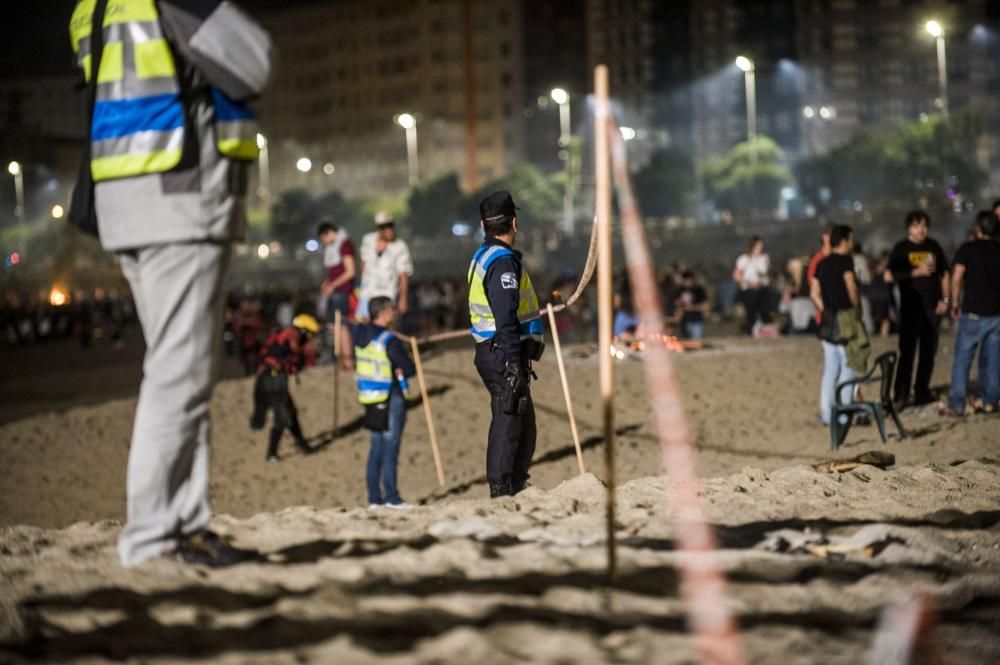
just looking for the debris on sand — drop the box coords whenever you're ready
[813,450,895,473]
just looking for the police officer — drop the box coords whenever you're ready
[468,191,545,498]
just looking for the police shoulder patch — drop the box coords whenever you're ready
[500,272,518,289]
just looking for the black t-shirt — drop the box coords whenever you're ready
[887,238,949,311]
[677,285,707,324]
[816,253,855,313]
[953,239,1000,316]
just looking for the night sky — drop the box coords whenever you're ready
[0,0,322,81]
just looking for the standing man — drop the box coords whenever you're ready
[69,0,271,567]
[811,225,870,425]
[353,297,416,509]
[885,211,950,409]
[318,219,356,322]
[946,211,1000,415]
[468,191,545,498]
[317,219,355,365]
[358,211,412,320]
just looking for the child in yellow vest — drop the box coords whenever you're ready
[353,296,416,508]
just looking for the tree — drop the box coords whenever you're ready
[406,173,463,237]
[269,189,316,249]
[794,110,988,216]
[702,135,792,217]
[460,164,562,230]
[632,147,696,217]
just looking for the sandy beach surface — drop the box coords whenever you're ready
[2,334,999,663]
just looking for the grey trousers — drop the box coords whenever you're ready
[117,242,231,566]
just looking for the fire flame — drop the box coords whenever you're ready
[49,286,68,307]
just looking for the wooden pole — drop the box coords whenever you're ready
[410,335,446,488]
[594,64,616,583]
[547,303,585,475]
[333,309,342,434]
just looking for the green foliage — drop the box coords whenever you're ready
[795,110,987,213]
[632,147,696,217]
[702,135,792,216]
[406,174,464,237]
[460,164,562,230]
[268,189,406,247]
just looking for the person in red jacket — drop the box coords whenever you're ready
[250,314,321,461]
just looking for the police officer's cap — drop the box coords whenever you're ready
[479,190,519,222]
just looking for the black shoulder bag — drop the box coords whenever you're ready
[68,0,109,238]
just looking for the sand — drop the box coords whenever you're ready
[2,334,999,663]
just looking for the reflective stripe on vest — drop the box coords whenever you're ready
[355,330,395,405]
[467,244,543,344]
[69,0,258,182]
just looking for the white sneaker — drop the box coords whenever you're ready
[384,502,413,510]
[367,503,381,510]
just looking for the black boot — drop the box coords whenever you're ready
[489,476,511,498]
[266,428,282,461]
[510,473,530,495]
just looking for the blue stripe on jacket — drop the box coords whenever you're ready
[212,89,255,121]
[358,379,394,392]
[92,94,185,140]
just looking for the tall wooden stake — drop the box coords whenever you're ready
[547,303,585,475]
[333,309,342,434]
[594,64,616,583]
[410,336,446,488]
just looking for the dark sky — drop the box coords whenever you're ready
[0,0,322,81]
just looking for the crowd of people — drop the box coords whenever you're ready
[1,289,135,349]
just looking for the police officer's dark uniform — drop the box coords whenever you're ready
[468,191,544,497]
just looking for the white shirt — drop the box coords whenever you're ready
[359,232,413,301]
[735,253,770,289]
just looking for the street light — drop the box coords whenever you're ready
[51,204,65,220]
[550,87,571,148]
[925,20,948,117]
[296,157,312,173]
[619,126,636,141]
[394,112,419,186]
[7,161,24,225]
[255,133,270,202]
[735,56,757,141]
[549,88,574,234]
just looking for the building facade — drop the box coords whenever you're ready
[258,0,525,199]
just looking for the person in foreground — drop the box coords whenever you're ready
[353,297,416,509]
[945,211,1000,415]
[811,225,870,426]
[468,191,545,498]
[69,0,271,567]
[250,314,322,461]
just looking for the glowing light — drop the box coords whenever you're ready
[550,87,569,105]
[802,106,815,119]
[256,133,266,149]
[296,157,312,173]
[323,163,335,175]
[926,20,944,38]
[9,251,21,266]
[49,286,68,307]
[619,126,636,141]
[819,106,834,119]
[256,243,270,259]
[51,205,65,219]
[305,239,320,252]
[396,113,415,130]
[735,56,754,72]
[7,161,20,176]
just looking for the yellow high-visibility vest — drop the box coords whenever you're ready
[355,330,406,405]
[69,0,258,182]
[467,243,543,344]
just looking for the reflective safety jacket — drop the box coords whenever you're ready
[69,0,259,182]
[467,242,543,345]
[355,330,409,405]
